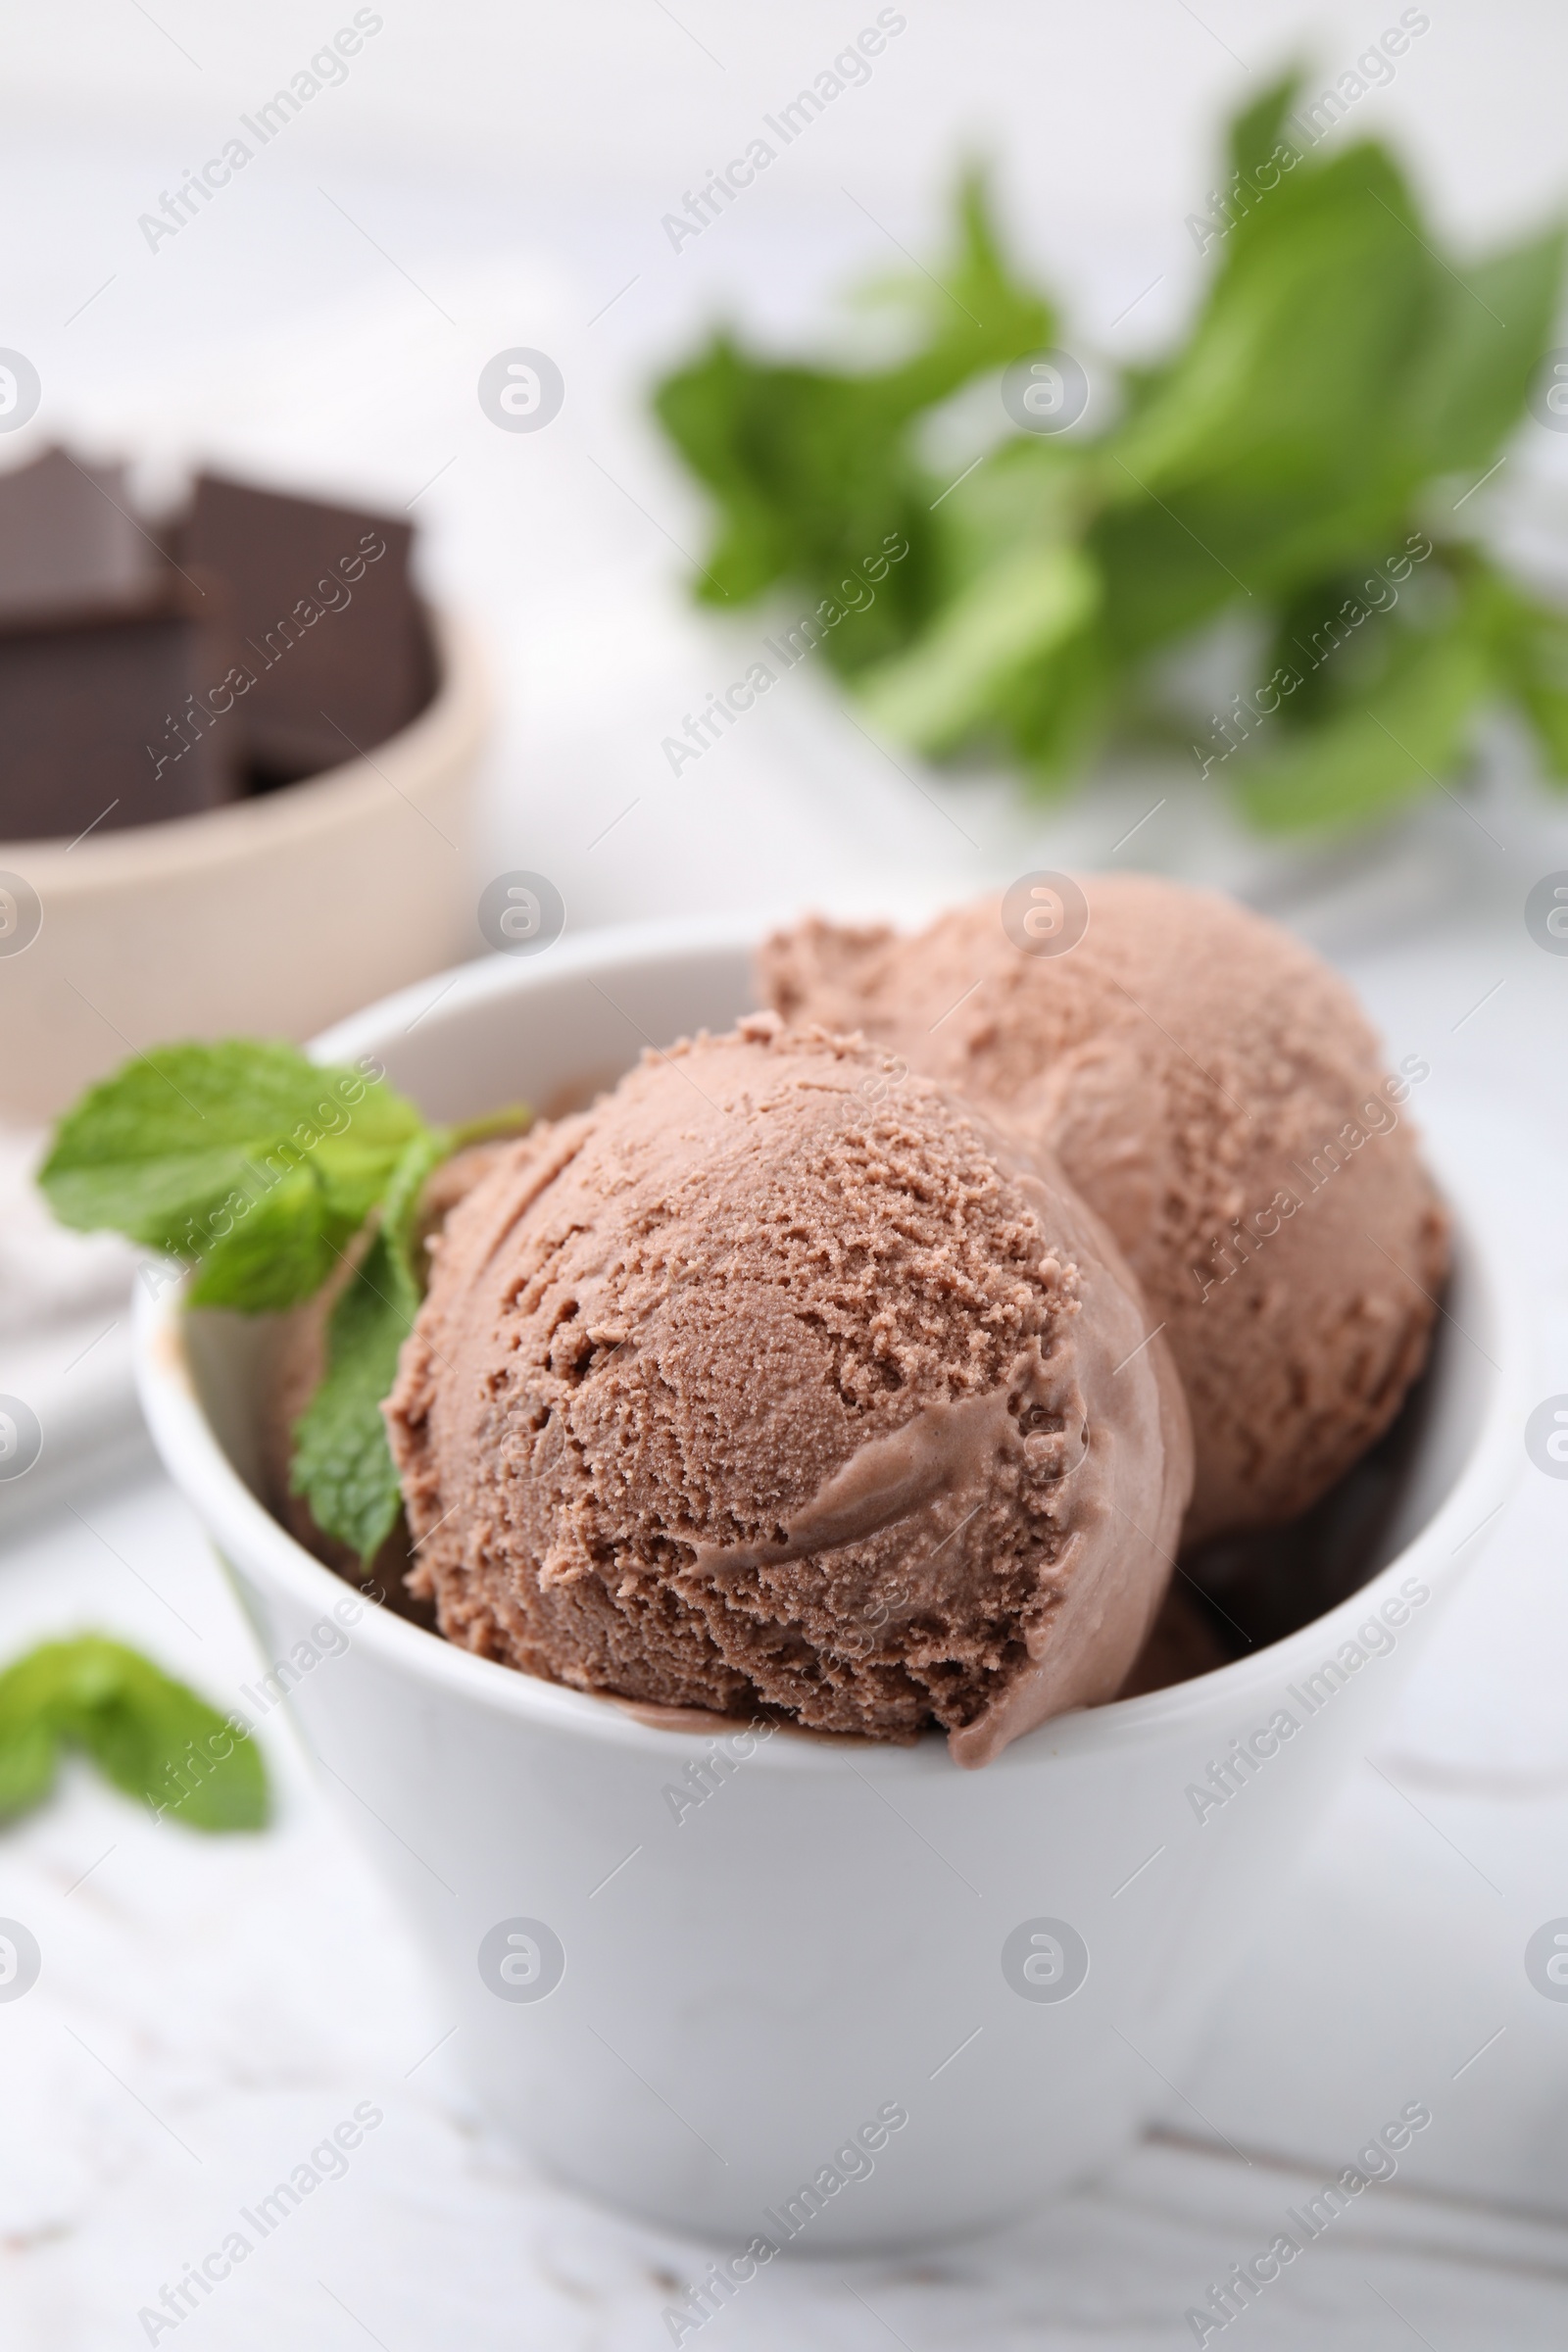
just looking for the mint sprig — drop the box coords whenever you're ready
[39,1041,528,1562]
[287,1128,447,1562]
[42,1041,428,1313]
[654,76,1568,830]
[0,1637,269,1833]
[653,172,1053,657]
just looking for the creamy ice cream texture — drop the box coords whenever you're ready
[385,1018,1192,1766]
[760,876,1448,1545]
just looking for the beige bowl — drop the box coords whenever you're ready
[0,605,490,1122]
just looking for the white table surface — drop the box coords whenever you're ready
[5,7,1568,2339]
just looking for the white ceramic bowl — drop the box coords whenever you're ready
[134,918,1528,2251]
[0,605,489,1123]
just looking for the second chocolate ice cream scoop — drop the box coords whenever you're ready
[761,877,1447,1545]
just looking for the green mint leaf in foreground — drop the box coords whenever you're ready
[289,1130,448,1562]
[39,1041,429,1312]
[41,1038,532,1569]
[0,1637,269,1833]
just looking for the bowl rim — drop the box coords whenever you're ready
[133,913,1532,1780]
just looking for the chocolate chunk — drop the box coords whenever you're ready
[182,473,433,785]
[0,447,158,620]
[0,573,242,842]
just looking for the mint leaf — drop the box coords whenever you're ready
[1107,148,1427,503]
[40,1042,427,1312]
[858,542,1099,754]
[1487,579,1568,783]
[649,86,1568,832]
[186,1166,345,1312]
[1398,225,1568,480]
[40,1043,531,1573]
[0,1637,268,1833]
[290,1131,446,1561]
[1001,634,1113,792]
[1234,599,1493,833]
[1226,68,1302,188]
[651,170,1053,668]
[0,1715,57,1817]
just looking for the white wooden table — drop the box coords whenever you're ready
[3,1447,1568,2350]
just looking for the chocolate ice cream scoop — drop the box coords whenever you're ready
[385,1018,1192,1765]
[760,877,1448,1545]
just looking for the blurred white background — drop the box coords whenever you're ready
[5,0,1568,929]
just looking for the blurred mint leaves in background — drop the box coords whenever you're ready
[656,175,1054,667]
[654,71,1568,833]
[0,1637,268,1833]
